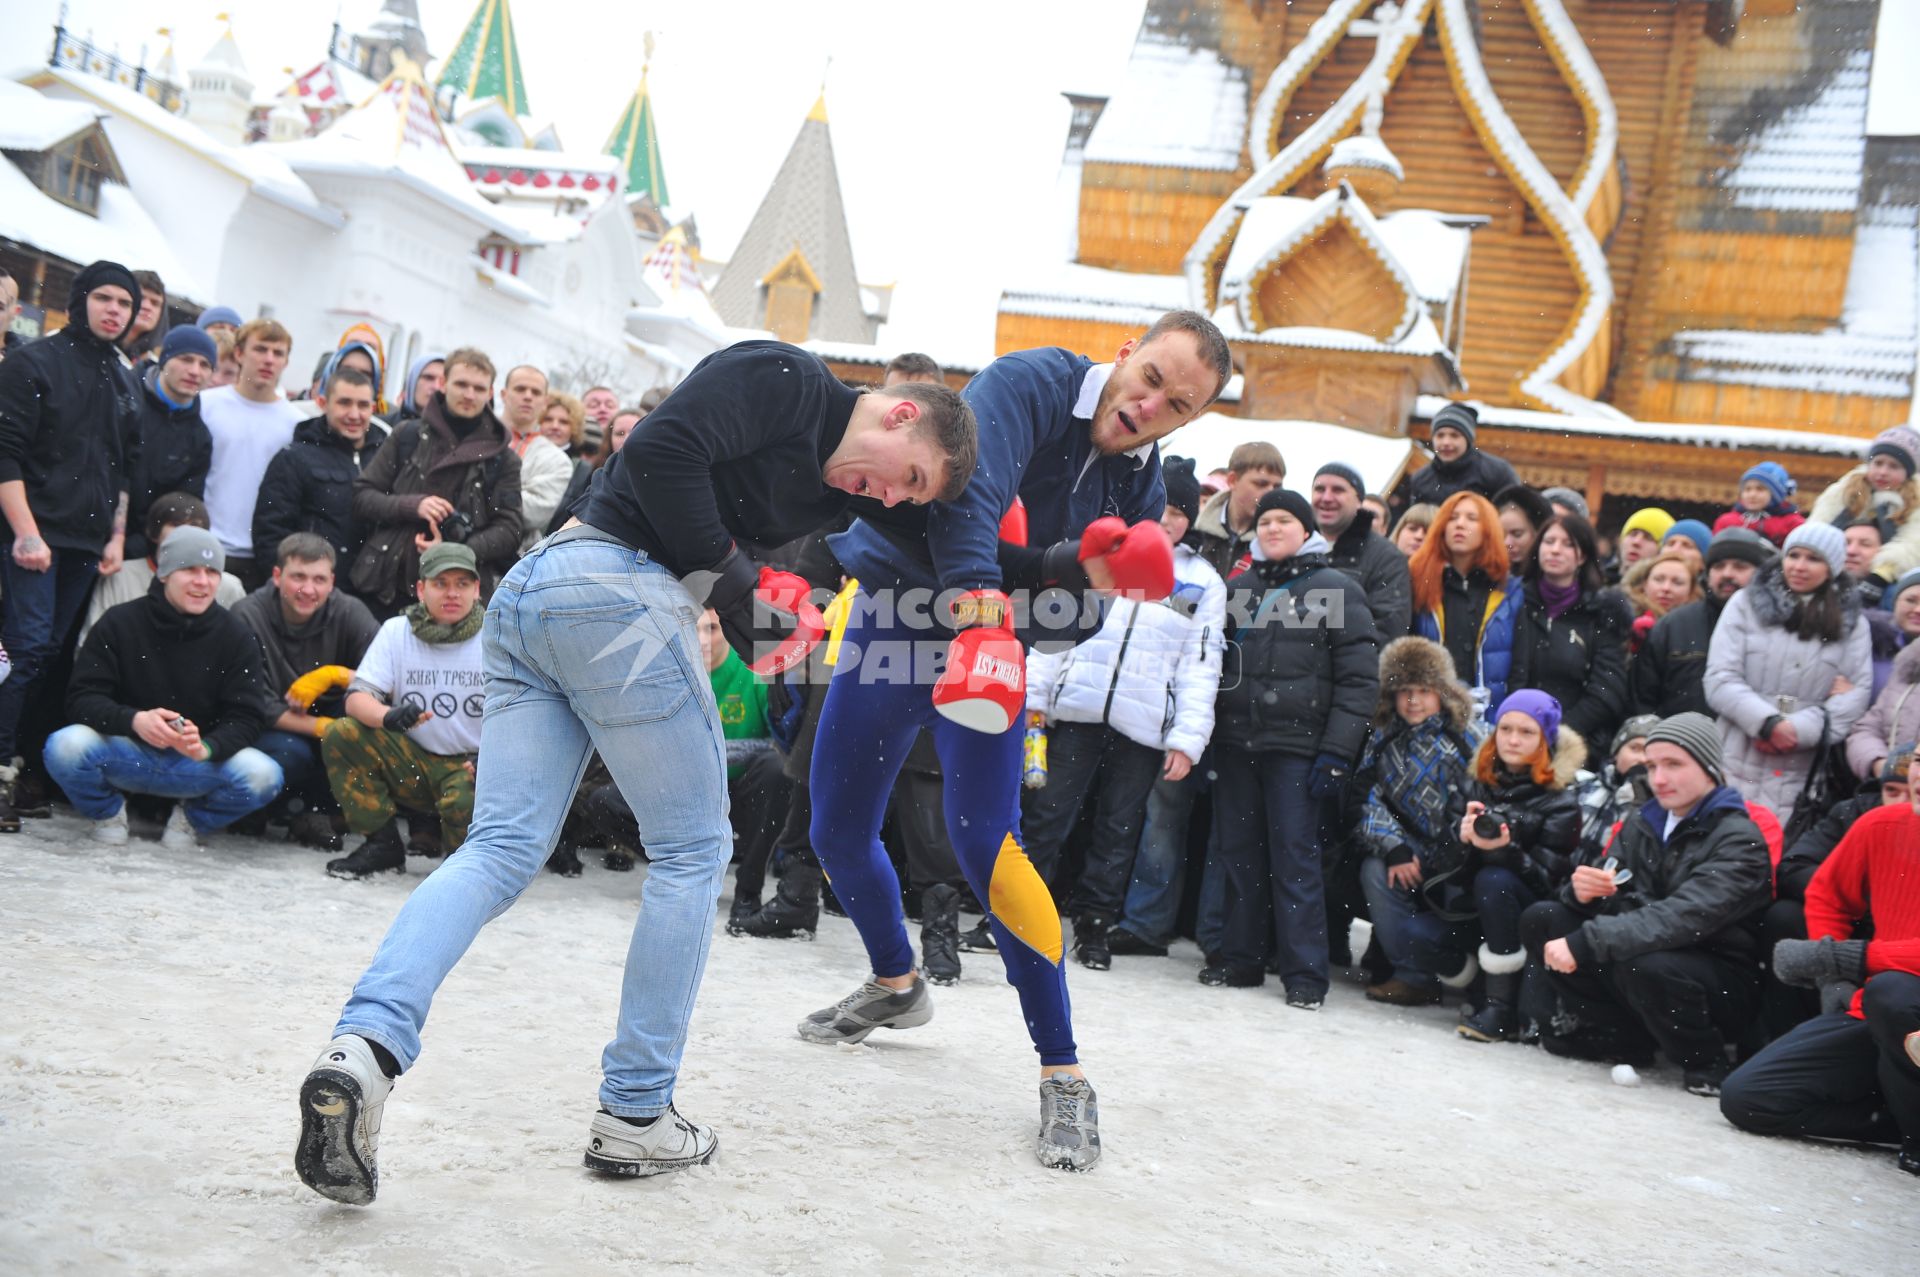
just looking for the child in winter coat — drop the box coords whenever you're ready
[1355,637,1487,1006]
[1714,461,1805,547]
[1809,425,1920,589]
[1451,690,1587,1042]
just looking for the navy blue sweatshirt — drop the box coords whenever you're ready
[577,341,859,576]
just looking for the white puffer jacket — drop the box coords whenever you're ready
[1026,543,1225,758]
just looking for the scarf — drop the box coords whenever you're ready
[405,602,483,644]
[1540,578,1581,620]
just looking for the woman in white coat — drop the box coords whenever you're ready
[1705,522,1873,815]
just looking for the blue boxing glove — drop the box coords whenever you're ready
[1309,752,1349,800]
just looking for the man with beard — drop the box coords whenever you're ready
[1629,527,1773,718]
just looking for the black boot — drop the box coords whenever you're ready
[1458,971,1521,1043]
[11,759,53,819]
[546,842,584,877]
[1073,915,1112,971]
[727,889,761,932]
[919,883,962,985]
[732,862,822,939]
[603,838,640,871]
[958,916,998,952]
[327,820,406,880]
[406,813,444,858]
[0,757,21,834]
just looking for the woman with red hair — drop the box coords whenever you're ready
[1410,491,1523,721]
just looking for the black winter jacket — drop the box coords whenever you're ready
[1404,447,1521,508]
[1442,733,1586,901]
[1326,510,1412,640]
[125,366,212,559]
[253,415,391,569]
[349,396,522,605]
[1216,551,1380,761]
[1627,594,1726,720]
[1776,790,1885,902]
[0,290,141,554]
[1561,786,1772,967]
[1505,582,1632,745]
[67,580,272,761]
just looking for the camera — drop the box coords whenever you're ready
[438,510,475,544]
[1472,807,1510,841]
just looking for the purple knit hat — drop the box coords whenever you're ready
[1496,689,1562,749]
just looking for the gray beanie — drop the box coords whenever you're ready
[1646,712,1725,786]
[155,526,225,579]
[1541,487,1590,520]
[1705,525,1773,569]
[1610,714,1661,759]
[1781,521,1848,579]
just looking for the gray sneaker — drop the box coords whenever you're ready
[295,1035,393,1205]
[582,1107,717,1177]
[797,977,933,1045]
[1037,1072,1101,1172]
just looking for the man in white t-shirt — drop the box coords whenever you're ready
[200,318,303,590]
[499,364,573,550]
[320,541,484,879]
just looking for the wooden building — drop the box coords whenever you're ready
[997,0,1919,515]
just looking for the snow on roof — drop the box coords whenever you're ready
[800,338,986,377]
[451,142,620,175]
[24,67,332,224]
[1412,394,1877,456]
[0,80,100,151]
[0,154,205,302]
[1218,188,1423,340]
[472,257,548,306]
[482,200,587,244]
[1376,210,1471,304]
[1082,27,1248,172]
[1718,49,1871,212]
[1169,412,1418,494]
[999,261,1189,327]
[1324,133,1402,179]
[1866,0,1919,138]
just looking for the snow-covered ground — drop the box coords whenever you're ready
[4,814,1914,1276]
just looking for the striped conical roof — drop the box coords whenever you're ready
[435,0,529,116]
[605,72,668,207]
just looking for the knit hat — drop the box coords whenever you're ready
[196,305,243,331]
[66,260,141,330]
[1782,520,1848,578]
[1741,461,1796,508]
[1646,712,1725,786]
[1161,455,1202,523]
[1620,507,1675,543]
[155,525,225,579]
[1541,486,1590,520]
[1866,425,1920,479]
[1705,526,1772,569]
[1430,402,1478,449]
[1496,689,1562,750]
[1891,567,1920,607]
[1611,713,1661,759]
[159,324,218,369]
[419,542,479,580]
[1494,483,1554,533]
[1663,519,1714,555]
[1254,487,1316,531]
[1314,461,1365,496]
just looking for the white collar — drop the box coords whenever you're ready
[1073,362,1154,464]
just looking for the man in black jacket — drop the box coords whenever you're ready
[1522,713,1772,1095]
[127,325,215,562]
[1312,461,1411,639]
[43,526,280,850]
[253,365,388,576]
[1403,403,1521,508]
[0,260,144,832]
[1627,527,1772,718]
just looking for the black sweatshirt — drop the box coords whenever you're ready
[67,580,273,761]
[577,341,859,576]
[0,318,141,554]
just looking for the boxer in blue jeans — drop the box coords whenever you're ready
[295,341,974,1204]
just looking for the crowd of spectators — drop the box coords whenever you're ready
[0,260,1915,1178]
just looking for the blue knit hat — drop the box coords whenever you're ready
[1663,519,1713,555]
[159,324,218,368]
[1741,461,1796,509]
[196,305,243,331]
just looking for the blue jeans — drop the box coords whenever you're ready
[0,548,100,758]
[1213,749,1328,994]
[252,729,335,813]
[333,534,731,1118]
[43,725,283,832]
[1357,857,1475,988]
[1117,766,1203,947]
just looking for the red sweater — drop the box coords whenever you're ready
[1713,507,1805,547]
[1803,803,1920,1018]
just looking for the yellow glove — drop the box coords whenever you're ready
[822,578,859,668]
[286,665,354,710]
[311,716,337,736]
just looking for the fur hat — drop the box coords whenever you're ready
[1867,425,1920,479]
[1374,636,1473,729]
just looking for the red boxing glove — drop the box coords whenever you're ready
[999,497,1029,548]
[741,568,826,676]
[932,590,1025,734]
[1078,517,1174,601]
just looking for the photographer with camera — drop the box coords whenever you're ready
[347,348,522,618]
[1450,689,1587,1042]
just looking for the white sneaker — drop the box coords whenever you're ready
[160,806,199,851]
[583,1107,717,1177]
[296,1035,394,1205]
[91,806,129,845]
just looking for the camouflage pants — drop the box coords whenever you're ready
[321,719,475,845]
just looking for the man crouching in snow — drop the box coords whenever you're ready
[319,542,484,879]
